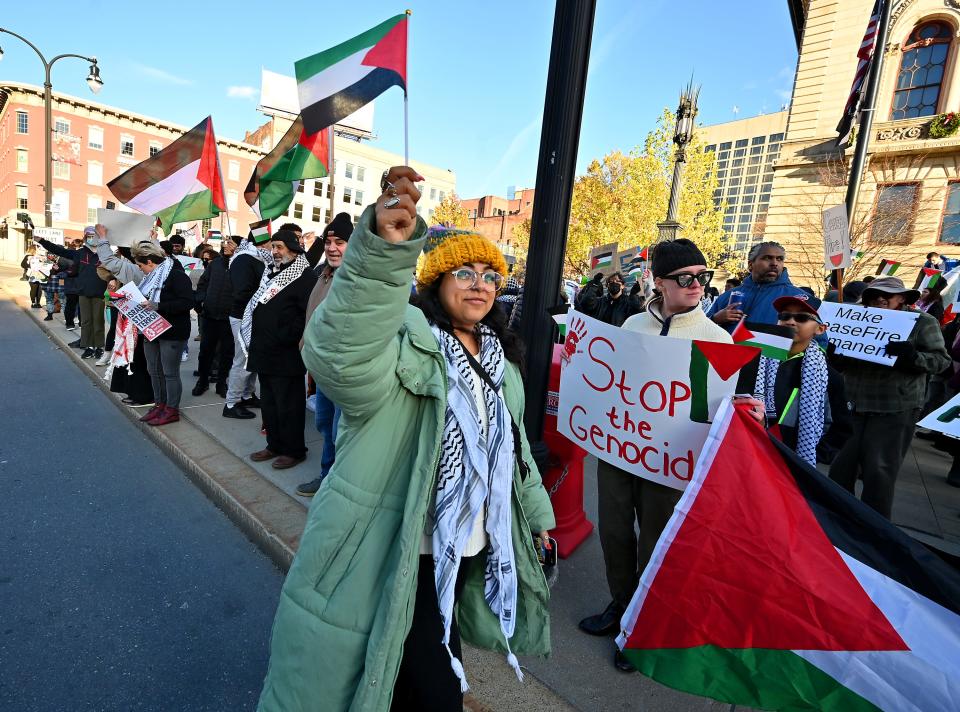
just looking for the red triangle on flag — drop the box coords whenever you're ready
[362,17,408,86]
[628,406,907,652]
[693,340,758,380]
[197,117,225,211]
[731,320,754,344]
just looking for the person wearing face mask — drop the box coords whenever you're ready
[242,230,318,470]
[574,271,642,327]
[578,239,733,673]
[296,213,354,495]
[36,226,109,360]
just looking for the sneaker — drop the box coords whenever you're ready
[150,406,180,426]
[296,476,326,497]
[222,404,256,420]
[95,351,111,366]
[43,314,53,321]
[139,404,165,423]
[306,394,317,413]
[31,303,42,309]
[81,347,96,359]
[240,395,261,408]
[66,324,77,331]
[180,351,189,362]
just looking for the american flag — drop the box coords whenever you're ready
[836,0,883,149]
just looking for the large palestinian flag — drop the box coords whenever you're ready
[108,117,225,231]
[295,14,408,135]
[244,117,329,220]
[617,399,960,711]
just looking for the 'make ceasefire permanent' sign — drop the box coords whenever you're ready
[817,302,919,367]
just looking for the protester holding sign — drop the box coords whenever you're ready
[258,168,554,712]
[574,272,642,327]
[578,238,733,673]
[829,277,950,518]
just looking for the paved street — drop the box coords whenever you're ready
[0,297,284,712]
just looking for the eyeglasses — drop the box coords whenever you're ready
[778,311,820,324]
[660,270,714,288]
[450,268,504,291]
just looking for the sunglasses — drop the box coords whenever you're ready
[450,268,504,291]
[778,311,820,324]
[661,270,714,288]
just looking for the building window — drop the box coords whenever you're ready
[16,149,28,172]
[53,160,70,180]
[228,160,240,181]
[872,183,919,244]
[293,203,303,220]
[939,182,960,243]
[52,189,70,220]
[439,191,445,201]
[121,136,135,157]
[354,190,363,205]
[891,22,952,120]
[227,190,239,211]
[87,195,101,225]
[88,126,104,150]
[314,181,324,197]
[345,163,354,179]
[343,187,352,204]
[16,110,28,134]
[297,180,304,193]
[149,142,162,157]
[356,166,365,182]
[54,118,70,135]
[106,200,116,210]
[312,206,322,222]
[87,161,103,186]
[17,185,28,210]
[430,188,437,200]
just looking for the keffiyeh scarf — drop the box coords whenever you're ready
[429,324,521,692]
[238,254,310,365]
[754,343,828,466]
[230,238,274,270]
[137,257,173,303]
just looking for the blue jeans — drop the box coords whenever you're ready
[315,389,341,478]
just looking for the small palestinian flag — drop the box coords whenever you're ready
[244,117,329,220]
[548,304,569,340]
[248,219,272,245]
[175,255,202,273]
[732,320,794,360]
[919,267,943,290]
[207,229,222,241]
[107,117,225,230]
[295,14,408,135]
[590,250,614,271]
[618,399,960,712]
[638,246,649,261]
[850,247,865,260]
[876,258,900,276]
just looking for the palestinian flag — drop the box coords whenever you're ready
[590,250,614,271]
[638,246,649,261]
[618,399,960,711]
[850,247,865,260]
[207,229,222,241]
[248,219,272,245]
[876,258,900,276]
[732,320,794,360]
[175,255,202,273]
[919,267,943,290]
[108,117,225,230]
[687,341,759,424]
[936,265,960,324]
[244,117,329,220]
[548,304,569,340]
[295,14,408,135]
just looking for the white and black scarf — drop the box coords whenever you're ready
[238,254,309,365]
[230,238,274,270]
[754,343,828,466]
[138,257,173,303]
[429,324,521,692]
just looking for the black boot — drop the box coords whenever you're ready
[579,601,626,637]
[192,378,209,397]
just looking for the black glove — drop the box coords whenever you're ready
[884,340,916,360]
[630,281,641,296]
[592,272,604,283]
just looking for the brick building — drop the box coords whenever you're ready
[460,187,534,259]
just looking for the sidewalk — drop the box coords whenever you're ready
[5,266,960,711]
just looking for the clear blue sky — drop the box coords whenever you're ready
[2,1,797,198]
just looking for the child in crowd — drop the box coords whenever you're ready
[753,295,831,466]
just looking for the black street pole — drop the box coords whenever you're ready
[517,0,596,464]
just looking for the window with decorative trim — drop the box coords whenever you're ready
[939,181,960,244]
[891,21,952,120]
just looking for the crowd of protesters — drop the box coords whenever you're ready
[20,168,958,708]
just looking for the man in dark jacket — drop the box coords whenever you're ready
[246,230,318,470]
[575,272,642,327]
[193,237,238,397]
[223,231,270,419]
[37,226,108,359]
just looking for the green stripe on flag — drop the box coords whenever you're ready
[688,344,710,424]
[622,646,880,712]
[155,189,217,232]
[295,14,405,80]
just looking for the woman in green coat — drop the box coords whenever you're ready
[258,167,555,712]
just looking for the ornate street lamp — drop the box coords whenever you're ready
[656,79,700,243]
[0,28,103,228]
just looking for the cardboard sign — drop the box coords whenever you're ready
[588,242,619,277]
[557,312,758,490]
[823,204,851,271]
[96,209,156,247]
[817,302,919,366]
[33,227,64,245]
[113,282,172,341]
[918,392,960,440]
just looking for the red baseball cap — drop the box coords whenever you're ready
[773,294,821,317]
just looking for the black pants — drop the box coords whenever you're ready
[29,282,41,305]
[391,555,473,711]
[64,294,80,326]
[197,316,234,386]
[105,306,118,352]
[259,373,306,459]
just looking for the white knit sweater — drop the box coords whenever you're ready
[622,299,733,344]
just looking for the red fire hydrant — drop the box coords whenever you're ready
[541,344,594,558]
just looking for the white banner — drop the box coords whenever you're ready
[823,204,851,271]
[33,227,64,245]
[97,209,155,247]
[557,312,757,490]
[113,282,172,341]
[817,302,919,366]
[918,392,960,440]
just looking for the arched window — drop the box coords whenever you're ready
[891,21,953,120]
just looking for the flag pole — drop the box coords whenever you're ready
[404,9,412,165]
[328,125,335,221]
[840,0,893,294]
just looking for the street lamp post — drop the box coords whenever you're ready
[0,28,102,228]
[656,80,700,243]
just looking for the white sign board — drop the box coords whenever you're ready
[33,227,64,245]
[918,392,960,440]
[557,312,757,490]
[823,204,851,271]
[113,282,171,341]
[817,302,919,366]
[96,209,156,247]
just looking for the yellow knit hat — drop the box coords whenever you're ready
[416,226,509,292]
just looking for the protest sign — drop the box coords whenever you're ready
[96,209,155,247]
[817,302,918,366]
[558,312,758,490]
[822,204,851,271]
[588,243,618,277]
[917,392,960,440]
[33,227,64,245]
[113,282,172,341]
